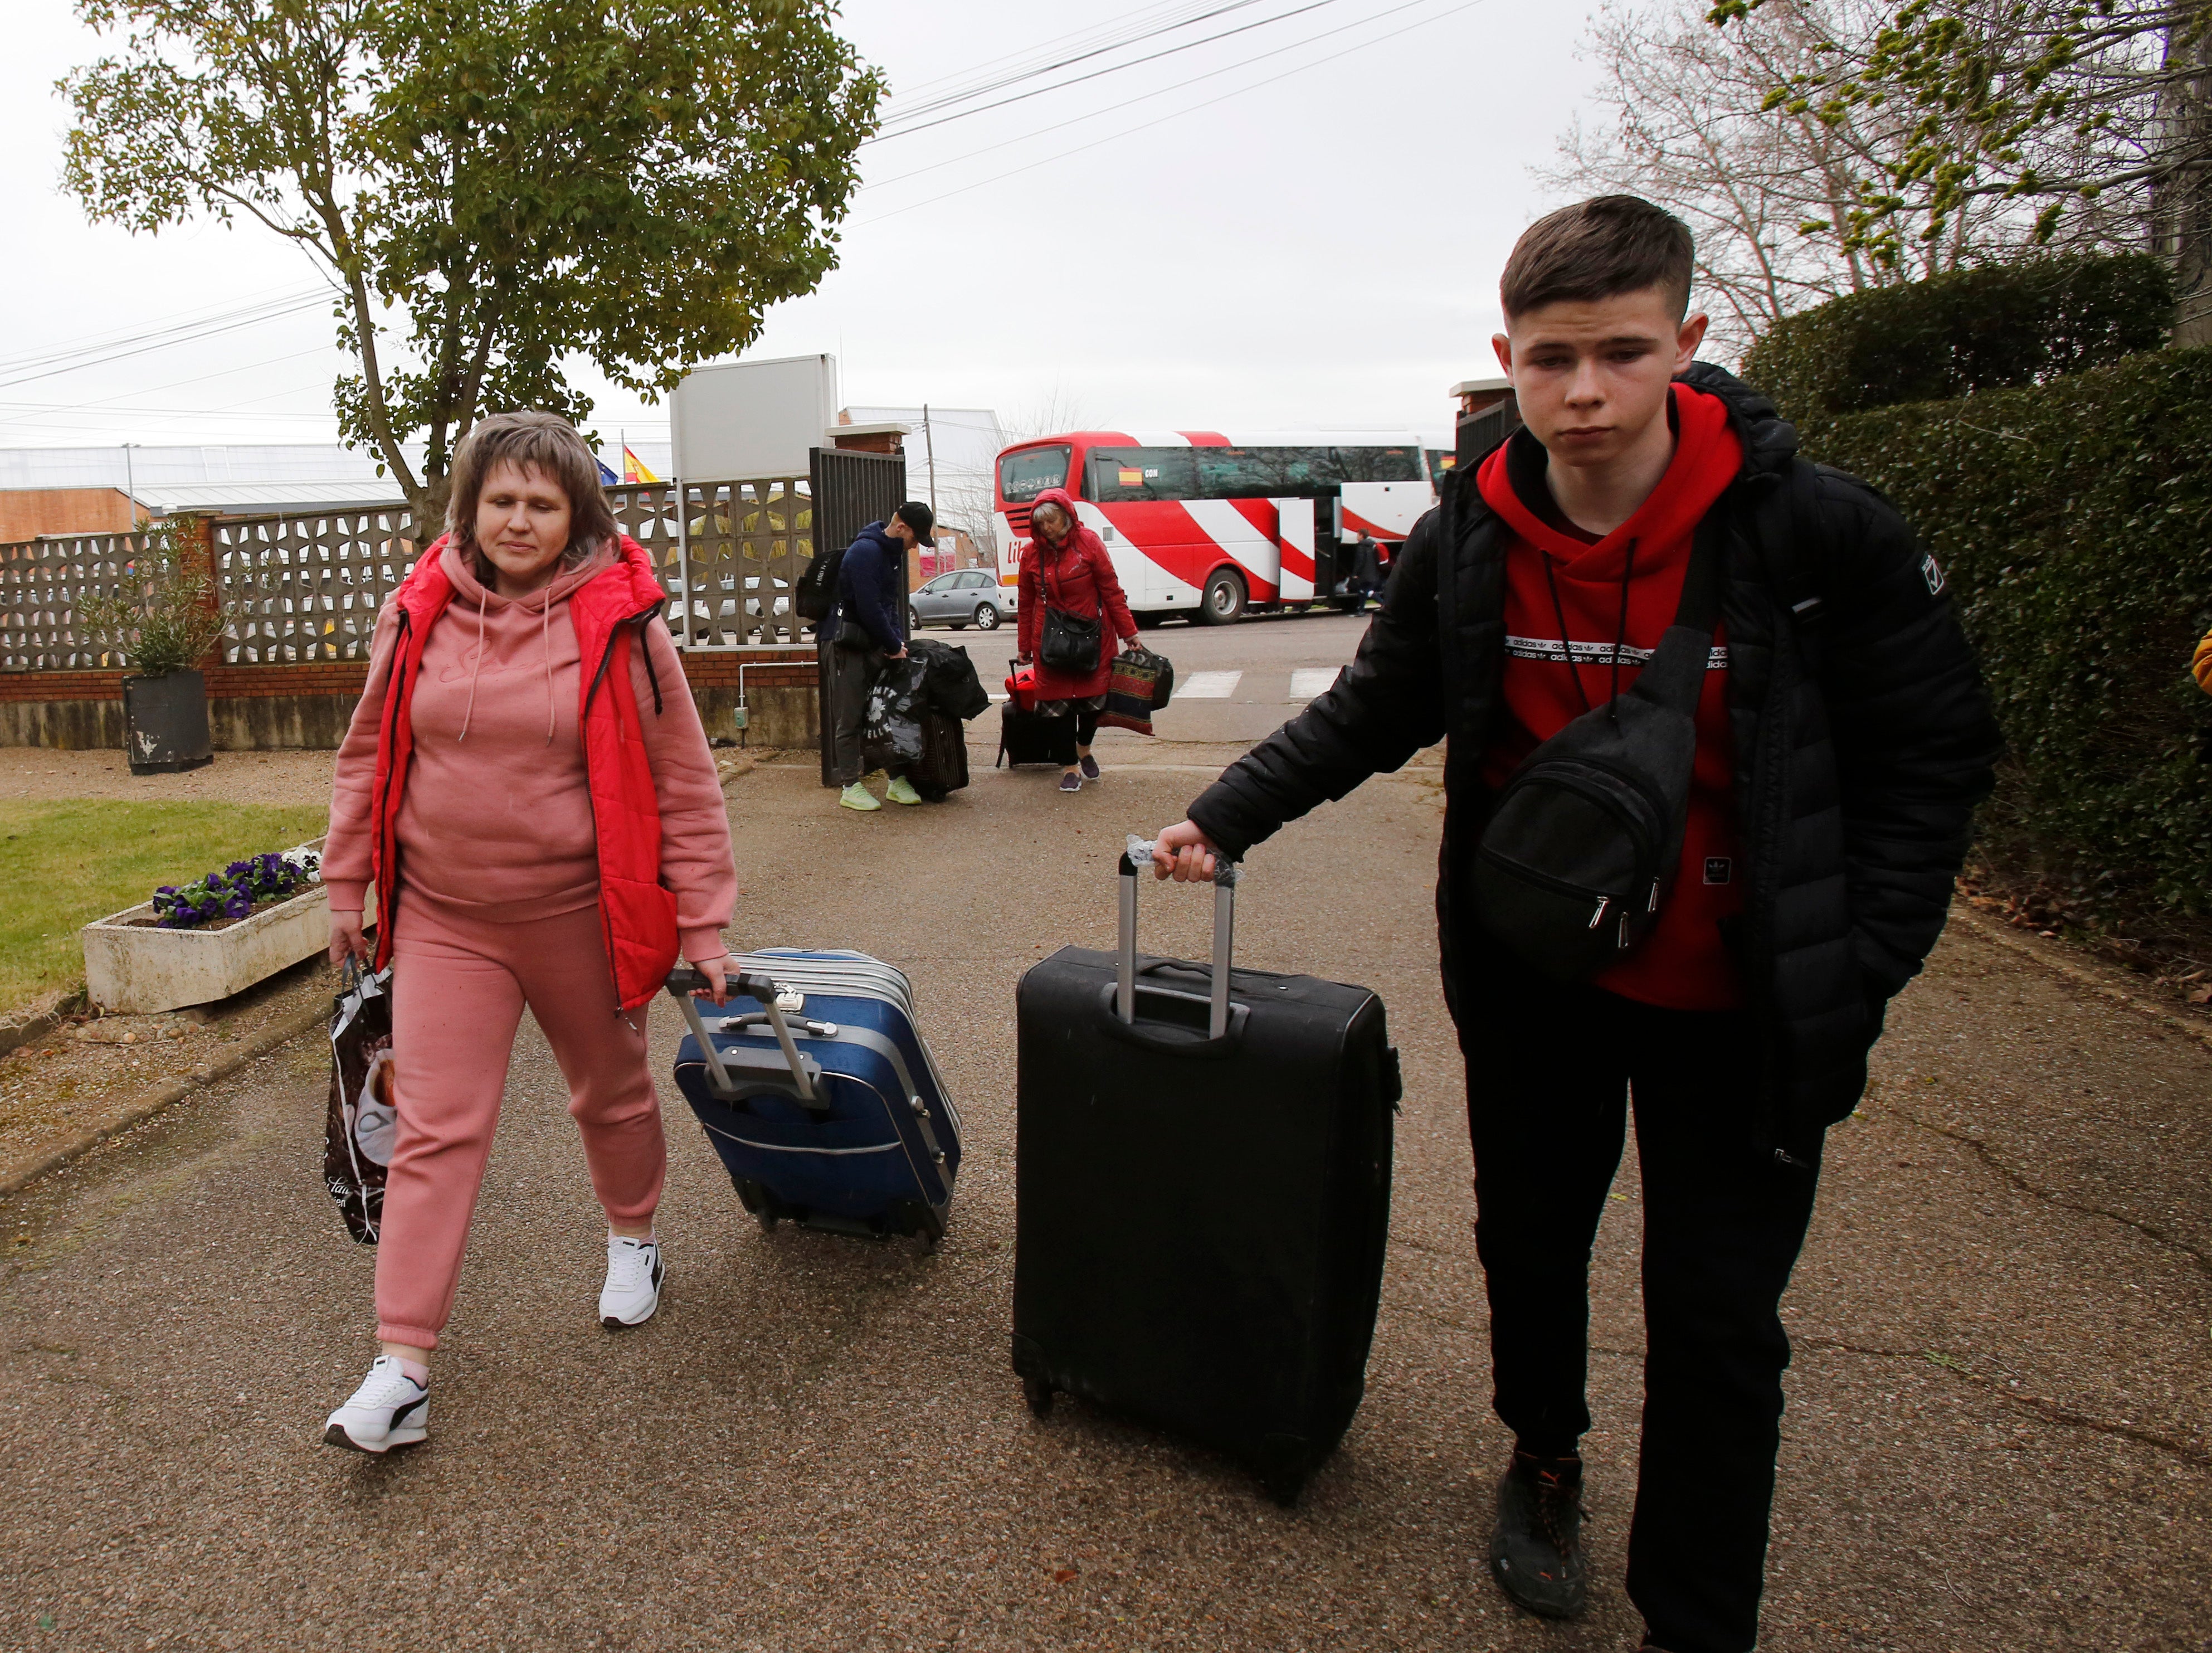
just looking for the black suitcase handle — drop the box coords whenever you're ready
[1091,980,1249,1057]
[1117,838,1240,1037]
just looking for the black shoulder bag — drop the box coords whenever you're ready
[1037,546,1103,675]
[1469,509,1727,981]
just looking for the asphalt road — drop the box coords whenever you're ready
[2,697,2206,1650]
[918,606,1378,746]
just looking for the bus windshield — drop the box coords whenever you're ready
[998,445,1072,503]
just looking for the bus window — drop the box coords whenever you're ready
[1328,446,1422,483]
[1085,447,1196,503]
[1193,446,1332,498]
[999,445,1073,503]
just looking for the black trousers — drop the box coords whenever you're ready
[1046,701,1102,767]
[830,639,903,786]
[1449,946,1822,1653]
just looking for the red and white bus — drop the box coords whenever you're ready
[993,430,1437,624]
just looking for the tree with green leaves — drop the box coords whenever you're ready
[63,0,884,526]
[1711,1,2212,342]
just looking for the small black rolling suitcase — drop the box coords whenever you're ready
[1012,840,1400,1504]
[910,709,970,801]
[996,703,1060,768]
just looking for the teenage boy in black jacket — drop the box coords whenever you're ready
[1149,197,2000,1653]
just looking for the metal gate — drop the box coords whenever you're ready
[808,446,910,786]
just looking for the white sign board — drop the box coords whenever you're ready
[670,353,838,482]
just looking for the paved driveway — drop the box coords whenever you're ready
[3,747,2205,1651]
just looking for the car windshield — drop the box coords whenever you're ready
[998,444,1071,503]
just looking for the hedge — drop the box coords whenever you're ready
[1793,347,2212,913]
[1743,254,2175,421]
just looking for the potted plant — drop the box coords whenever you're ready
[77,517,223,775]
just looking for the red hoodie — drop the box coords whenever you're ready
[1475,384,1745,1012]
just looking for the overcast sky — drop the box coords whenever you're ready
[0,0,1608,455]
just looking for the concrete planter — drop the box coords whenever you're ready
[80,839,369,1014]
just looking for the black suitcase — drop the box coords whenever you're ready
[911,708,970,802]
[996,703,1060,768]
[1012,842,1399,1504]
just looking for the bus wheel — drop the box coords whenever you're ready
[1199,567,1247,625]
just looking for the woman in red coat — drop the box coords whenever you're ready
[1016,488,1139,792]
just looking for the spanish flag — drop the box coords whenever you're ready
[623,446,660,484]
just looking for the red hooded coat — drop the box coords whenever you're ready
[1017,487,1138,701]
[362,533,681,1012]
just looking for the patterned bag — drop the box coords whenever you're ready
[324,961,396,1244]
[1098,646,1176,735]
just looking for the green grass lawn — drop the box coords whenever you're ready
[0,799,330,1014]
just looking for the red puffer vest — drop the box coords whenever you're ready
[367,534,679,1012]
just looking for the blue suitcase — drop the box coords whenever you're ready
[667,950,961,1246]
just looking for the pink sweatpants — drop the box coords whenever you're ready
[375,892,666,1349]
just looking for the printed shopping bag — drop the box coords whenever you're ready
[324,960,395,1244]
[1098,646,1176,735]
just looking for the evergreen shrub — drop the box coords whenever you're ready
[1795,348,2212,913]
[1745,254,2175,421]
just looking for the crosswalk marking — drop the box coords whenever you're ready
[1288,668,1338,701]
[1178,670,1242,699]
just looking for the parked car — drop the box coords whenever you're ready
[909,568,1015,632]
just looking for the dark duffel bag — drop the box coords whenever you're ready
[1013,840,1400,1505]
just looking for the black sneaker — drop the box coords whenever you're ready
[1487,1448,1588,1618]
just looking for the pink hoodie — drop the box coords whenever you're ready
[324,540,735,964]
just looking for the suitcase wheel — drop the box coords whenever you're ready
[1021,1375,1055,1420]
[756,1213,778,1233]
[1259,1435,1310,1508]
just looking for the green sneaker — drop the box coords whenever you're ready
[884,776,923,806]
[839,782,881,812]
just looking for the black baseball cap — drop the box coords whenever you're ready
[894,500,935,540]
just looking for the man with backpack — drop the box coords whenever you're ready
[828,501,932,812]
[1149,196,2001,1653]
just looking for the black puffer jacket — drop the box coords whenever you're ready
[1188,364,2002,1159]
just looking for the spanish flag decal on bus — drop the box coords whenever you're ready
[1118,466,1145,488]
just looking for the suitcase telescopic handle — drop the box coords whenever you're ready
[1118,837,1240,1037]
[664,966,816,1105]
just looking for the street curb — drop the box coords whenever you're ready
[0,996,329,1199]
[1948,906,2212,1055]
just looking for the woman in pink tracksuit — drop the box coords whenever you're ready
[318,411,735,1452]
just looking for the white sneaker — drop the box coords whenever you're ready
[323,1355,428,1453]
[600,1234,664,1329]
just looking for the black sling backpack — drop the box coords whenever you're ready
[1469,508,1728,982]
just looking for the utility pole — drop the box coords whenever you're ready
[923,402,937,517]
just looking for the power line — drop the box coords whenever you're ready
[0,293,333,392]
[0,283,328,377]
[870,0,1352,143]
[861,0,1445,195]
[854,0,1490,226]
[881,0,1264,119]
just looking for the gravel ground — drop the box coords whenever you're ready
[0,747,338,808]
[1,753,2205,1652]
